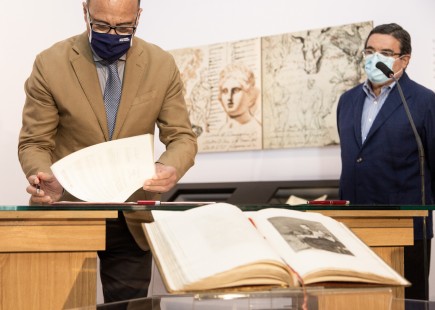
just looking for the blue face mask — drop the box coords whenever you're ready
[90,30,132,63]
[364,53,397,84]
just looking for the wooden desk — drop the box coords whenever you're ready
[311,209,428,301]
[0,210,118,310]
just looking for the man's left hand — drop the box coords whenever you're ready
[143,163,178,193]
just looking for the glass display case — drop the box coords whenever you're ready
[0,203,429,310]
[73,287,434,310]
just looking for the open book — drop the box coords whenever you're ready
[51,134,155,202]
[142,203,409,293]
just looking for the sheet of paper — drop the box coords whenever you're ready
[51,134,155,202]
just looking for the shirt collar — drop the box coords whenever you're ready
[363,79,396,97]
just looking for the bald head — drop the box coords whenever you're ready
[87,0,141,9]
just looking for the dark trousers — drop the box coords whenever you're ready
[98,212,152,303]
[404,239,431,300]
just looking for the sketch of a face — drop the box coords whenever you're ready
[218,63,259,124]
[219,78,247,117]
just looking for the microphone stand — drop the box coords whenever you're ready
[390,74,429,301]
[375,62,426,206]
[376,62,429,301]
[391,77,426,206]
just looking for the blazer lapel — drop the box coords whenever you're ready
[353,89,365,148]
[70,32,109,140]
[112,42,148,139]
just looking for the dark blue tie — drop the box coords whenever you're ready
[103,61,121,140]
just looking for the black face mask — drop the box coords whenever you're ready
[90,30,132,63]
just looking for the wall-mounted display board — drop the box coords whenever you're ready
[170,21,373,152]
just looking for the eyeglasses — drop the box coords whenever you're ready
[90,22,136,35]
[88,11,138,35]
[362,48,401,58]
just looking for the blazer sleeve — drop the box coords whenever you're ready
[155,55,198,180]
[18,52,60,177]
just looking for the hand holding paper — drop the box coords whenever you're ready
[143,163,177,193]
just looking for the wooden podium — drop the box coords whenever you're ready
[0,210,118,310]
[311,209,428,301]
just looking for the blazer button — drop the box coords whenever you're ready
[356,157,363,163]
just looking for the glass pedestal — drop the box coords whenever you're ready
[86,287,407,310]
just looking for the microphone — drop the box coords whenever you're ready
[376,61,426,206]
[375,62,394,78]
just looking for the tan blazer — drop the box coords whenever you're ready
[18,32,197,250]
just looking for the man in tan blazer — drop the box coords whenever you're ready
[18,0,197,303]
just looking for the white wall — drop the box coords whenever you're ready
[2,0,435,301]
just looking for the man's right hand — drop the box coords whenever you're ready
[27,172,63,204]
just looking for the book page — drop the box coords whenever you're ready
[51,134,155,202]
[247,208,409,286]
[143,203,290,292]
